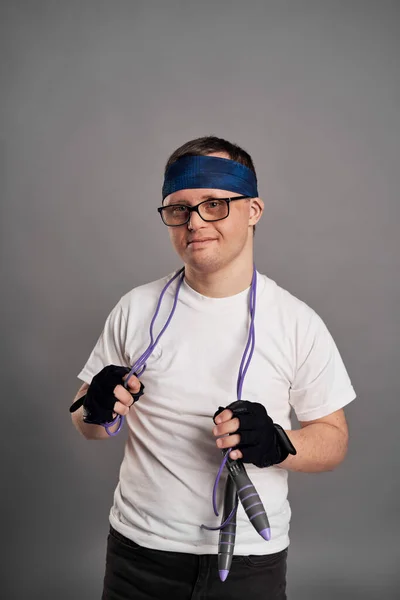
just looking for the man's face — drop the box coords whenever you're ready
[163,154,263,274]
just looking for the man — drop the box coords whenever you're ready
[70,136,356,599]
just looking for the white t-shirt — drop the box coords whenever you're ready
[78,270,356,555]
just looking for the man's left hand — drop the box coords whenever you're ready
[212,400,293,467]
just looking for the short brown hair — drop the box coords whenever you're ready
[165,136,258,234]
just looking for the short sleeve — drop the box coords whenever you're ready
[77,300,130,385]
[289,309,356,421]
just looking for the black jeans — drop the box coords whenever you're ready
[102,526,288,600]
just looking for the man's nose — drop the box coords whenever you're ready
[187,209,205,230]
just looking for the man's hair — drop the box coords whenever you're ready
[164,136,258,234]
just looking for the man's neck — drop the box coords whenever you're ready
[184,259,255,298]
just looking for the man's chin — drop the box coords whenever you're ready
[183,254,223,273]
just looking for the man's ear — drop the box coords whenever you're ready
[249,197,264,226]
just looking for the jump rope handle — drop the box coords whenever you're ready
[218,475,238,582]
[225,456,271,541]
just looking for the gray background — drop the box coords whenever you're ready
[1,1,399,598]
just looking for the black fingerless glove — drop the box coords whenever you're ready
[213,400,296,468]
[69,365,145,425]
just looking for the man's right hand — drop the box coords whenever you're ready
[69,365,145,425]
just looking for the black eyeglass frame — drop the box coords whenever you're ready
[157,195,252,227]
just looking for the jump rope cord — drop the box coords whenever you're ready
[202,268,257,530]
[106,267,185,434]
[126,267,185,378]
[108,265,258,533]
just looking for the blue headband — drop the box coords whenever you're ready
[162,155,258,200]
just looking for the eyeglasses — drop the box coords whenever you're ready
[157,196,252,227]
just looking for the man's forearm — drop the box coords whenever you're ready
[277,423,348,472]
